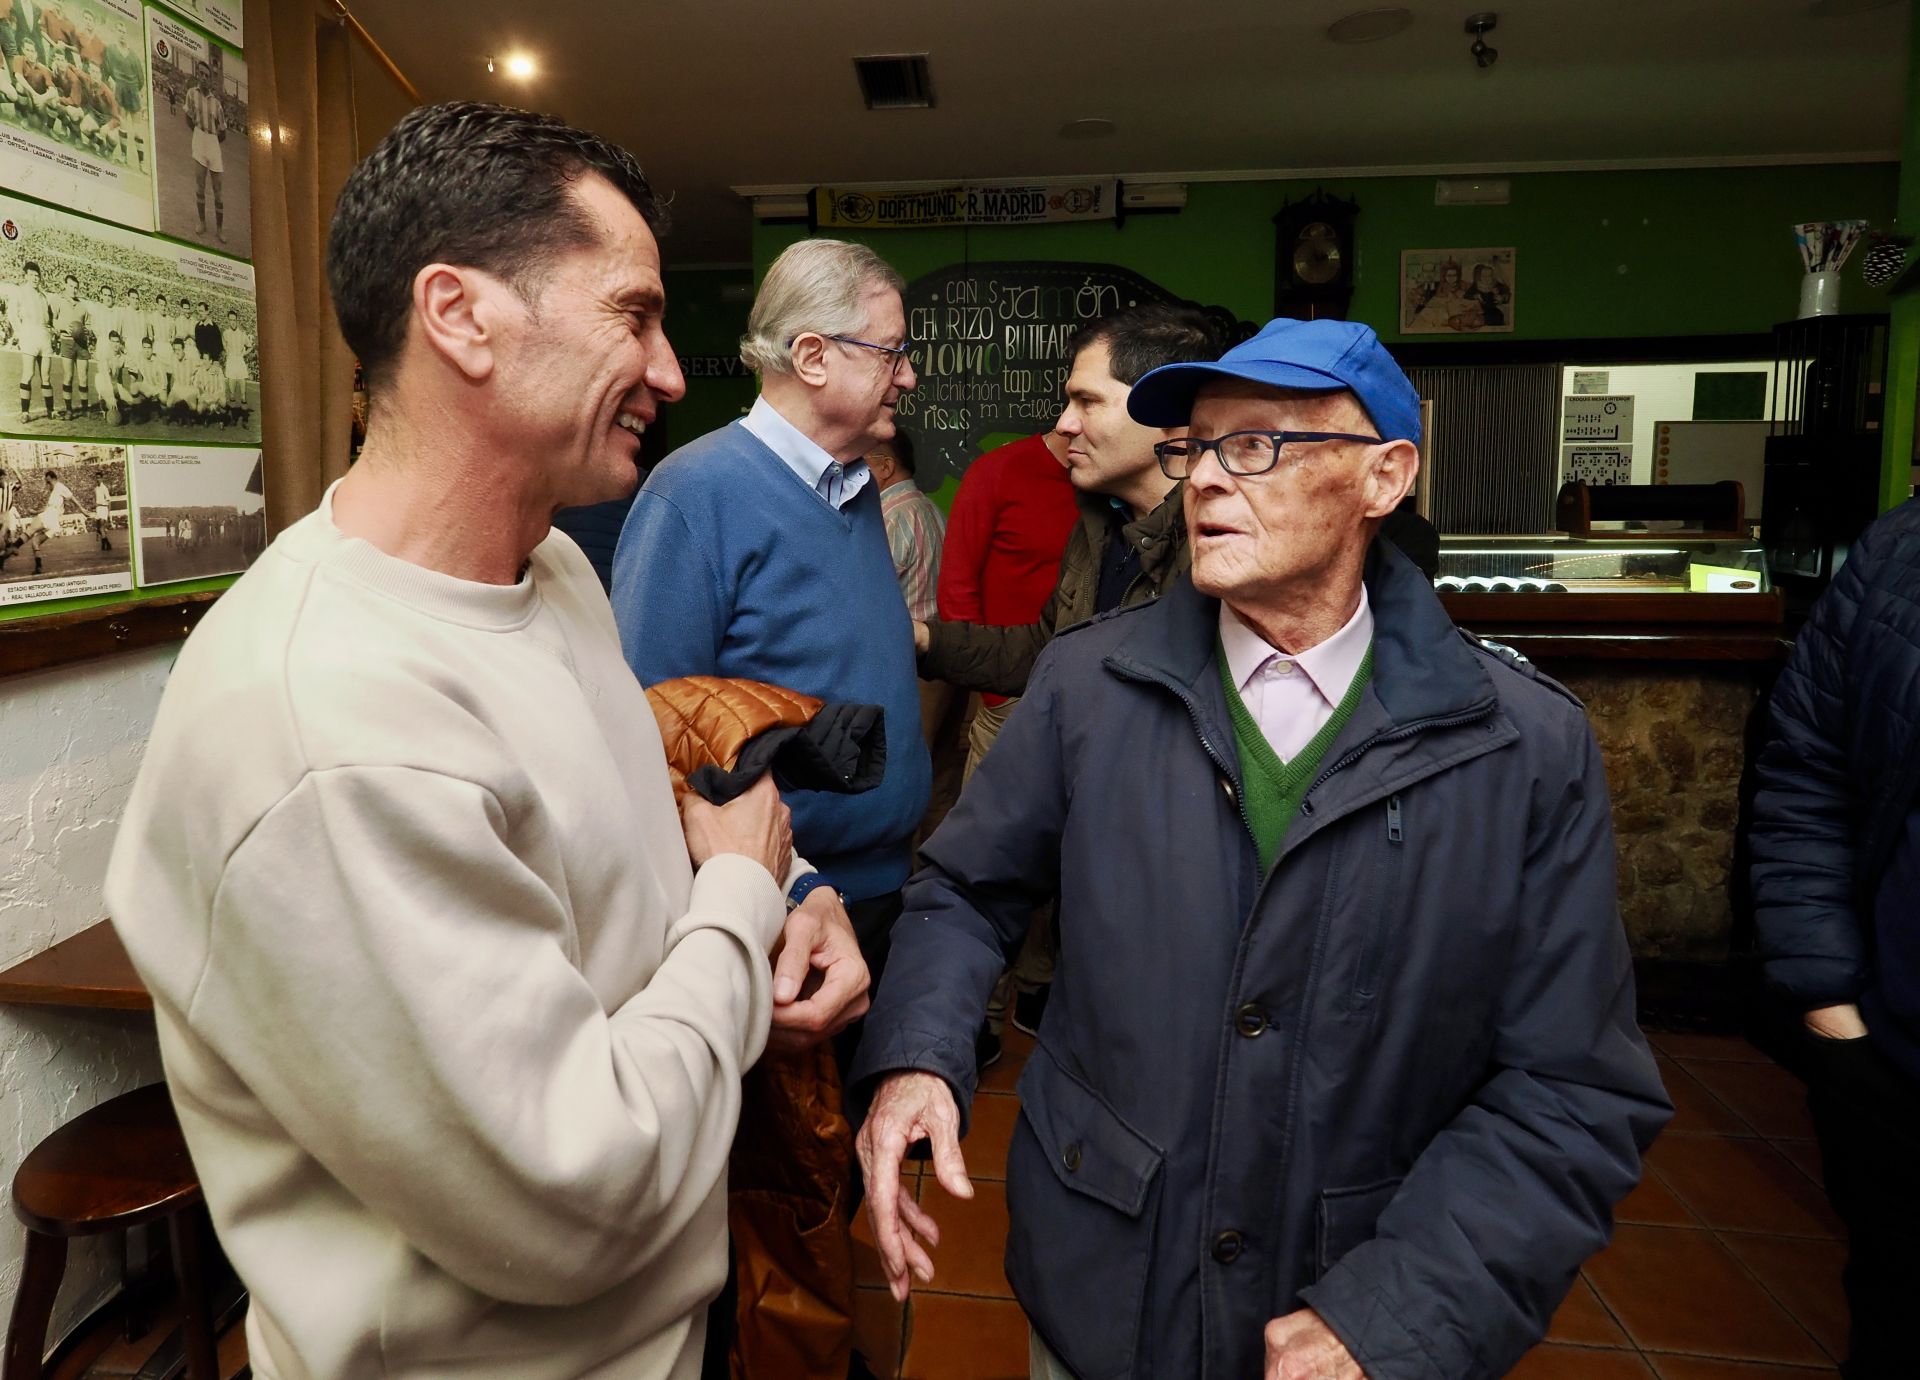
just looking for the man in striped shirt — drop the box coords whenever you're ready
[869,431,944,622]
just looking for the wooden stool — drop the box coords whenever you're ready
[5,1084,218,1380]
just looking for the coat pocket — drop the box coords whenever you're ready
[1347,796,1406,1009]
[1005,1044,1166,1380]
[1314,1177,1405,1279]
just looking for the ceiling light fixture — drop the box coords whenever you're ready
[1059,118,1116,140]
[504,52,536,80]
[1464,12,1498,68]
[1327,8,1415,44]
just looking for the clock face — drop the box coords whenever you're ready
[1291,221,1344,285]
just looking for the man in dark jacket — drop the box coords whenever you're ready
[912,303,1222,699]
[1751,497,1920,1380]
[852,318,1669,1380]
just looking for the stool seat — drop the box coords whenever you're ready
[6,1084,219,1380]
[11,1084,200,1237]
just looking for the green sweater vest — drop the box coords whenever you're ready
[1219,642,1374,875]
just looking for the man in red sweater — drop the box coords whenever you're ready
[938,428,1080,762]
[935,428,1079,1053]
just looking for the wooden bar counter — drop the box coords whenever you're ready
[1437,573,1786,969]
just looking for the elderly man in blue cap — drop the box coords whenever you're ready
[849,318,1669,1380]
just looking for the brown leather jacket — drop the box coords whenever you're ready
[919,483,1189,697]
[644,676,859,1380]
[647,675,824,796]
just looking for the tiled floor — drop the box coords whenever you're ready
[854,1029,1852,1380]
[61,1030,1848,1380]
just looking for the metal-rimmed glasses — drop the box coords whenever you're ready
[1153,430,1384,479]
[789,332,914,374]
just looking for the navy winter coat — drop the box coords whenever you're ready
[1752,498,1920,1081]
[851,543,1670,1380]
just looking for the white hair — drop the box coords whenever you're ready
[739,239,905,377]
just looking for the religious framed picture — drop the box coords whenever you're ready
[1400,248,1515,335]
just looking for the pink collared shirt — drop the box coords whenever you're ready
[1218,589,1374,763]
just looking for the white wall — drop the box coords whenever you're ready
[1,647,172,1344]
[1561,362,1777,482]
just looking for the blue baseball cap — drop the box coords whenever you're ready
[1127,317,1421,446]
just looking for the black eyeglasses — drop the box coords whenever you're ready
[788,332,913,374]
[829,333,912,368]
[1154,430,1384,479]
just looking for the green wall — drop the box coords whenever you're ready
[753,163,1899,344]
[661,267,756,454]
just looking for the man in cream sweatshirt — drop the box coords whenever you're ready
[105,102,870,1379]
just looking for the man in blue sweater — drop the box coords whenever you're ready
[613,238,932,1029]
[1751,497,1920,1380]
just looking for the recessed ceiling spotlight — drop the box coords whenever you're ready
[1808,0,1898,13]
[1327,8,1415,43]
[504,52,536,80]
[1059,118,1117,140]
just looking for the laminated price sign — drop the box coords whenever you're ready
[1563,446,1632,486]
[1562,395,1634,444]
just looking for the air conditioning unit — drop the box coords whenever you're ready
[747,192,811,221]
[1122,182,1187,211]
[1434,177,1511,206]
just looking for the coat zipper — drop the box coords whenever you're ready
[1386,794,1403,844]
[1305,705,1498,802]
[1169,686,1261,859]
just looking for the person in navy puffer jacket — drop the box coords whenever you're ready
[1752,496,1920,1380]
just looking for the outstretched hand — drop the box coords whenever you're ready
[855,1070,973,1301]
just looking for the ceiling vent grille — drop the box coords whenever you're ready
[854,54,934,110]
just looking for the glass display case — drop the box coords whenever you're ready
[1433,536,1771,596]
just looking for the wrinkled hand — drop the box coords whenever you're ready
[767,884,870,1052]
[856,1071,972,1301]
[1804,1002,1869,1041]
[1264,1309,1363,1380]
[680,775,791,883]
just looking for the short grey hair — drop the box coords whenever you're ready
[740,239,906,377]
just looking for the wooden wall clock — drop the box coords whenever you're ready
[1273,192,1360,321]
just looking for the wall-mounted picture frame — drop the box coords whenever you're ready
[0,190,258,444]
[0,439,132,604]
[130,443,263,586]
[1400,247,1515,335]
[147,6,250,259]
[0,0,155,231]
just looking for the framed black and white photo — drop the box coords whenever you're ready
[0,190,258,442]
[146,6,247,258]
[0,438,131,604]
[0,0,154,231]
[130,442,262,585]
[151,0,241,51]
